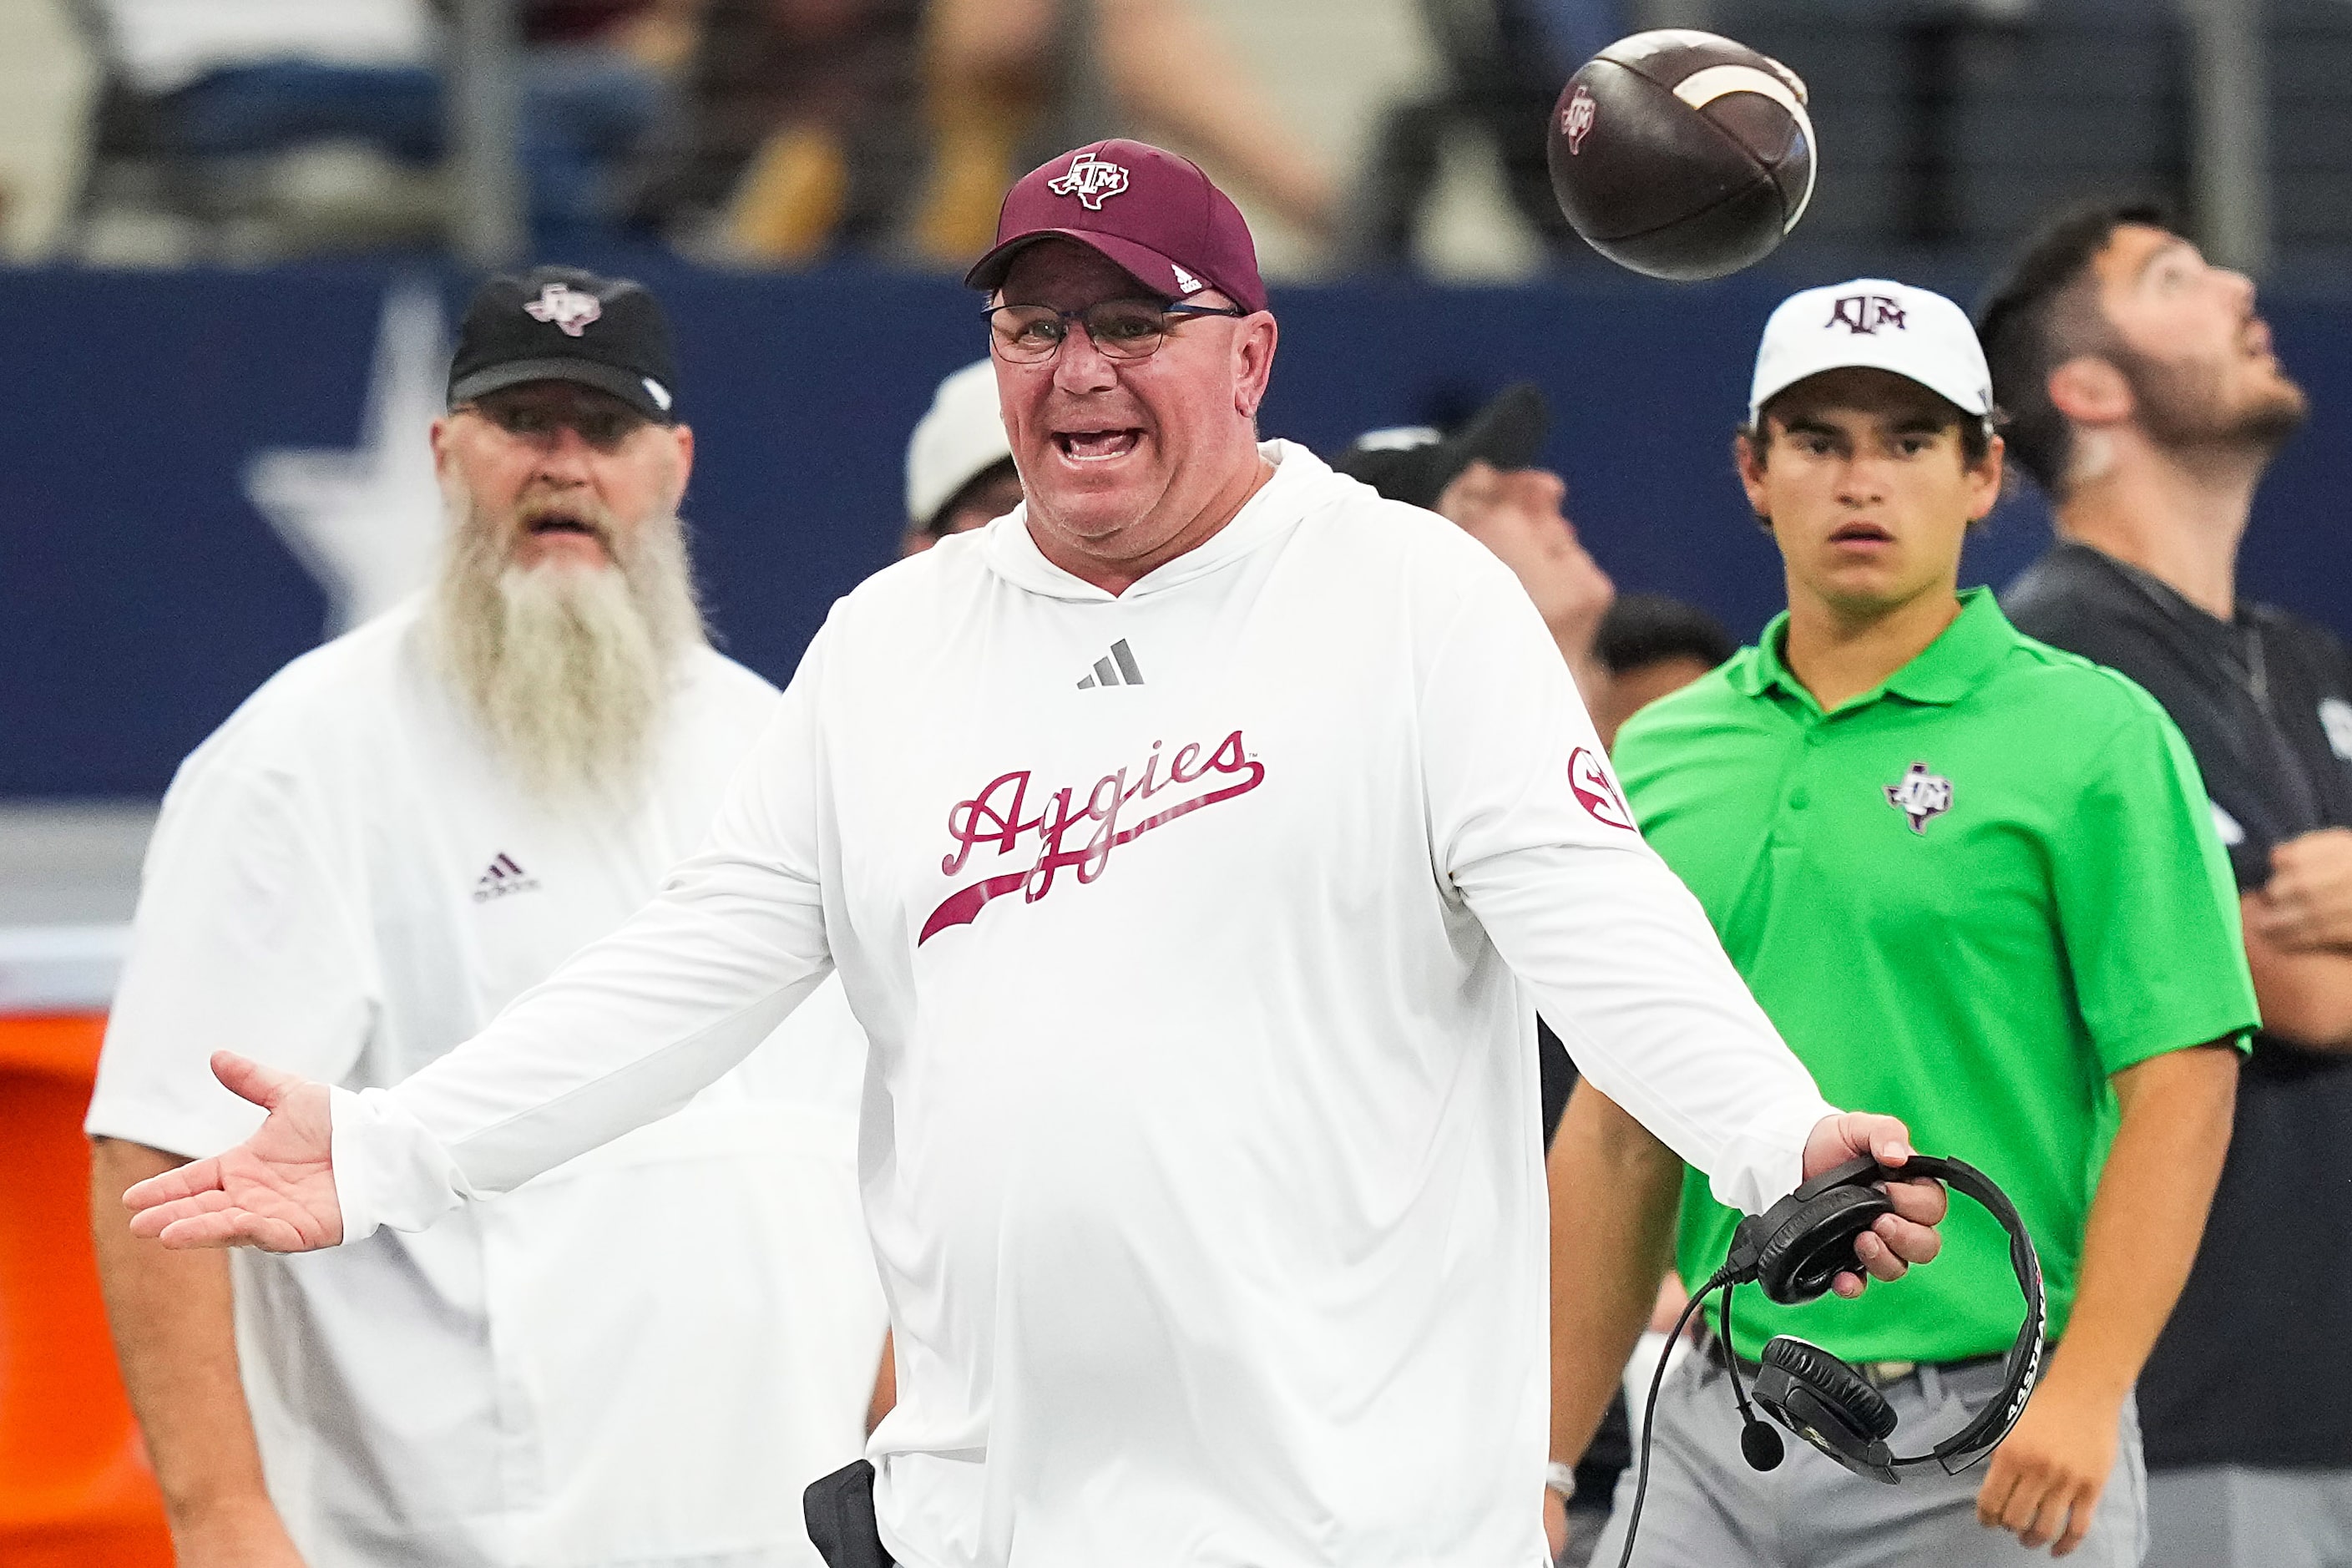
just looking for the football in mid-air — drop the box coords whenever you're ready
[1546,29,1817,281]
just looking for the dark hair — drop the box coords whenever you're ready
[1742,386,1995,470]
[1976,201,2177,495]
[1595,594,1737,677]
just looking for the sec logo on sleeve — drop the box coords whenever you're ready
[1570,746,1637,832]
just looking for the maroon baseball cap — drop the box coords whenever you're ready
[964,139,1268,314]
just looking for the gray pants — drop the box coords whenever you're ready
[2142,1464,2352,1568]
[1588,1342,2146,1568]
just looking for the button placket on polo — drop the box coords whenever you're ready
[1789,726,1821,811]
[1732,701,1823,968]
[1785,700,1894,850]
[1766,701,1822,850]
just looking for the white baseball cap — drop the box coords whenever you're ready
[905,359,1014,529]
[1748,278,1993,428]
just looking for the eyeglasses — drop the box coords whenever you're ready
[459,393,651,452]
[984,298,1250,364]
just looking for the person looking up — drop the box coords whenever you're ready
[1985,202,2350,1568]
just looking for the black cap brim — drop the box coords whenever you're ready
[1333,383,1550,509]
[448,357,676,422]
[1447,383,1547,474]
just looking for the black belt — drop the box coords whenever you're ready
[1695,1328,2011,1391]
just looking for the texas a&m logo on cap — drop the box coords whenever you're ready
[1827,294,1907,335]
[524,282,603,337]
[1570,746,1636,832]
[1561,85,1598,154]
[1047,151,1130,211]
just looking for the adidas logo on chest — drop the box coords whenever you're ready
[1075,639,1145,690]
[473,852,542,903]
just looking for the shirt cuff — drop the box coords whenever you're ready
[329,1084,474,1242]
[1707,1092,1840,1215]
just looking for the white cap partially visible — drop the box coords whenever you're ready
[1748,278,1993,427]
[906,359,1014,529]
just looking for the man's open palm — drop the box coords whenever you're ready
[124,1052,343,1252]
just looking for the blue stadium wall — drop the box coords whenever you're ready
[6,261,2349,797]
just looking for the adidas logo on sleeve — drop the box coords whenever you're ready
[1076,640,1145,690]
[473,852,542,903]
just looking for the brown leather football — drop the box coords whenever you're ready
[1546,30,1817,281]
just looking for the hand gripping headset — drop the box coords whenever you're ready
[1613,1154,2046,1567]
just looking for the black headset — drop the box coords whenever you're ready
[1613,1154,2046,1566]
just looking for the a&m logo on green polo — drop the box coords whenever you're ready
[1884,761,1954,835]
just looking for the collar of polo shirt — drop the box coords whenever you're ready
[1732,589,2019,713]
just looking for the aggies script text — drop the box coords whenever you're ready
[920,732,1265,943]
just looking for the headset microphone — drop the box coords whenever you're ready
[1611,1154,2044,1568]
[1738,1420,1784,1473]
[1718,1279,1782,1472]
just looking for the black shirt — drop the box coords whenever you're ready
[2006,540,2352,1470]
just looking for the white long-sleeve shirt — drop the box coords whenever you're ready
[89,603,886,1566]
[335,442,1834,1568]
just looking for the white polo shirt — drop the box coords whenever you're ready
[331,443,1835,1568]
[88,601,887,1568]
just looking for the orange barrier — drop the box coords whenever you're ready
[0,1014,173,1567]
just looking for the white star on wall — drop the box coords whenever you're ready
[245,278,448,640]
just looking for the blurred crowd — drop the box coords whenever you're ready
[64,0,1362,266]
[58,0,1684,269]
[46,0,2346,275]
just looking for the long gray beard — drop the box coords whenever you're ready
[428,483,706,807]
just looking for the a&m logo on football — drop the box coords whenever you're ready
[1561,85,1598,154]
[1047,152,1130,210]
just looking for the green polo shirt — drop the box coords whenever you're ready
[1615,589,2257,1363]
